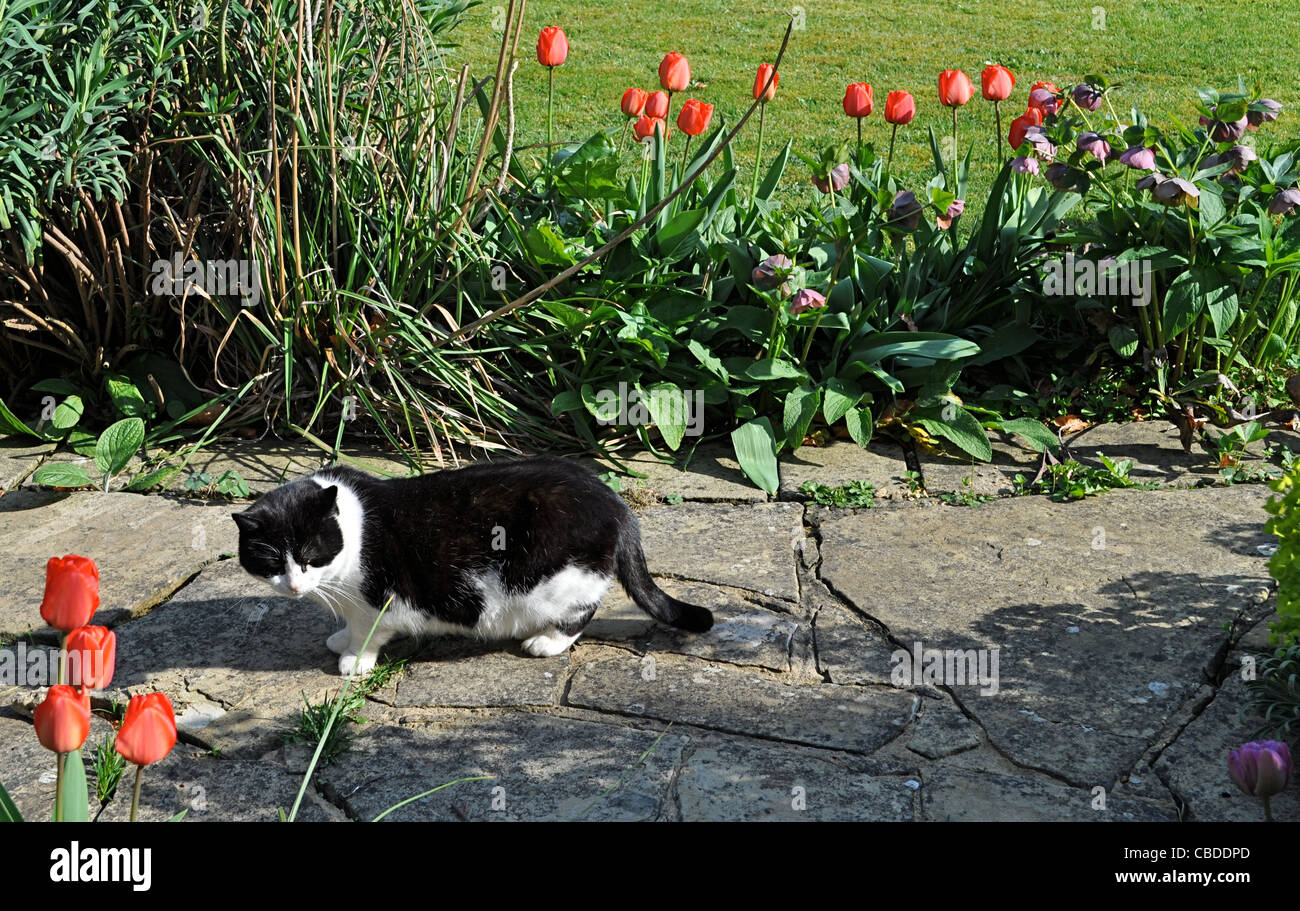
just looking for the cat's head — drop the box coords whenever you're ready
[232,480,346,598]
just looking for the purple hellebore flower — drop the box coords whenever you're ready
[1247,99,1282,129]
[1135,171,1166,191]
[789,288,827,315]
[1044,162,1075,191]
[1118,146,1157,171]
[1022,125,1056,161]
[886,189,923,231]
[936,198,965,230]
[1269,188,1300,216]
[1224,144,1257,173]
[1011,155,1039,176]
[1228,740,1292,798]
[751,254,793,288]
[1077,131,1111,163]
[813,163,850,194]
[1029,88,1060,116]
[1071,83,1103,112]
[1200,110,1249,143]
[1153,176,1200,207]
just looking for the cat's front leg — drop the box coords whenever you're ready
[337,624,396,676]
[325,626,353,655]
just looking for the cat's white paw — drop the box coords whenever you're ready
[521,629,580,658]
[338,653,377,676]
[326,628,352,655]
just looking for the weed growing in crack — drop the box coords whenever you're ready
[283,657,407,766]
[800,479,876,508]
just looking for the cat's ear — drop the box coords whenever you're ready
[232,511,258,533]
[315,484,339,518]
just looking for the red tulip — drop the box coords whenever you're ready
[981,65,1015,102]
[754,63,779,102]
[115,693,177,766]
[536,27,568,67]
[34,685,90,754]
[884,90,916,125]
[843,83,873,118]
[634,115,670,143]
[65,625,115,691]
[40,554,99,632]
[677,99,714,136]
[644,90,669,120]
[938,69,974,107]
[621,88,648,118]
[658,52,690,93]
[1008,109,1042,150]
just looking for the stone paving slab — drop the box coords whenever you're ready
[777,441,907,501]
[0,490,237,638]
[675,734,918,821]
[156,441,425,497]
[1155,673,1300,822]
[567,651,914,754]
[817,485,1275,787]
[391,640,568,708]
[917,438,1042,498]
[317,713,688,821]
[634,501,803,602]
[813,601,902,687]
[1065,421,1221,487]
[587,441,768,502]
[922,766,1179,821]
[0,438,53,495]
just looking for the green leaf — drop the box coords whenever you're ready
[822,378,863,426]
[51,395,83,431]
[783,384,820,450]
[522,222,576,267]
[742,358,806,382]
[31,378,81,395]
[849,332,981,365]
[913,405,993,461]
[555,132,623,201]
[168,809,190,822]
[644,382,688,451]
[0,778,24,822]
[541,301,591,333]
[1162,268,1214,338]
[0,397,35,437]
[999,417,1058,453]
[755,140,792,202]
[653,208,707,257]
[94,418,145,478]
[1108,324,1140,358]
[731,418,780,495]
[124,464,182,492]
[551,390,583,416]
[56,749,89,822]
[844,406,873,448]
[31,463,93,488]
[105,374,154,419]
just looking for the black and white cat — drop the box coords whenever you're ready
[231,457,712,675]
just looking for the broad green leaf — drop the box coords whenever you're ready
[913,406,993,462]
[998,417,1058,453]
[756,140,792,202]
[644,382,688,451]
[123,465,182,492]
[522,222,576,267]
[31,463,93,488]
[849,332,981,365]
[0,778,23,822]
[844,405,873,448]
[541,301,591,333]
[555,132,623,201]
[94,418,145,478]
[1108,324,1140,358]
[56,749,89,822]
[51,395,83,431]
[1162,269,1206,338]
[731,418,779,495]
[653,208,707,257]
[822,378,863,426]
[31,378,81,395]
[551,390,583,415]
[0,397,35,437]
[743,358,807,382]
[105,374,153,418]
[783,384,820,450]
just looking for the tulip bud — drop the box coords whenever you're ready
[1269,188,1300,216]
[884,90,916,125]
[535,27,568,68]
[843,83,873,119]
[981,65,1014,102]
[789,288,827,315]
[621,88,648,118]
[938,69,974,107]
[1070,83,1103,112]
[658,52,691,93]
[1118,146,1157,171]
[754,63,779,103]
[1011,156,1039,176]
[676,99,713,137]
[1247,99,1282,129]
[40,554,100,632]
[1228,741,1292,798]
[34,685,91,754]
[115,693,177,766]
[644,90,669,120]
[1076,131,1111,164]
[813,163,850,194]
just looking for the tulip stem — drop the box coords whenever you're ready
[750,102,766,205]
[130,765,143,823]
[546,66,555,172]
[887,124,897,175]
[993,101,1003,161]
[856,118,862,158]
[682,134,693,184]
[55,752,64,821]
[950,106,959,193]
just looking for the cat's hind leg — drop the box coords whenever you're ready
[520,604,597,658]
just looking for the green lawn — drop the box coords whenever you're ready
[447,0,1300,203]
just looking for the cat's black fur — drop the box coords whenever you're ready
[232,457,712,664]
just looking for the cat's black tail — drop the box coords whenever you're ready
[616,524,713,632]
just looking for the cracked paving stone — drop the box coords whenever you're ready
[0,490,238,638]
[814,601,899,686]
[391,638,568,708]
[907,697,981,759]
[587,578,801,673]
[567,651,914,753]
[318,713,687,821]
[777,441,906,501]
[1155,673,1300,822]
[676,734,917,821]
[633,502,802,602]
[923,766,1178,821]
[818,485,1274,786]
[916,437,1042,498]
[0,438,54,495]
